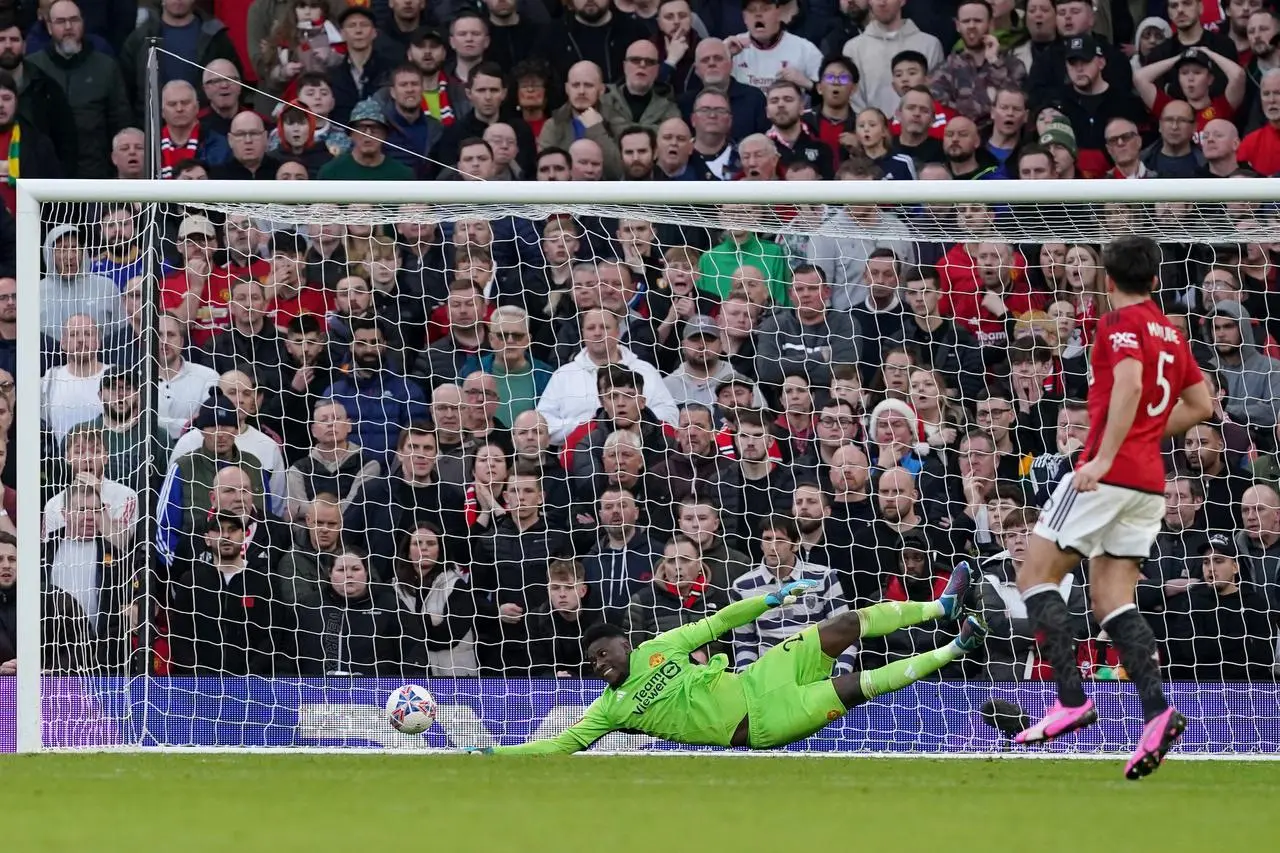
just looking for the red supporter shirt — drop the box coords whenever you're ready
[937,244,1029,318]
[1149,91,1235,141]
[268,284,332,327]
[1081,300,1203,494]
[160,265,235,346]
[1238,123,1280,176]
[949,284,1046,348]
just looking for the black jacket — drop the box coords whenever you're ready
[19,61,78,176]
[522,603,605,678]
[293,582,403,676]
[1161,583,1276,682]
[120,12,243,117]
[680,79,770,144]
[25,43,131,179]
[544,13,652,84]
[435,108,538,178]
[470,515,577,611]
[202,323,293,392]
[168,558,282,676]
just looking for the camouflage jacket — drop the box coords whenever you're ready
[929,50,1027,130]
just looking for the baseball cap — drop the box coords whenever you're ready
[1199,533,1239,561]
[1063,35,1102,61]
[1175,47,1213,72]
[1039,119,1078,157]
[337,6,377,27]
[409,26,445,46]
[100,365,141,390]
[681,316,720,341]
[177,215,217,241]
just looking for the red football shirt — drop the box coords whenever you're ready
[1081,300,1203,493]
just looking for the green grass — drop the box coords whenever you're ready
[2,754,1277,852]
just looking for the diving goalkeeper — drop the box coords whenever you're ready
[471,562,985,754]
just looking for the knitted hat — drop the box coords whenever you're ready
[868,397,930,457]
[1039,119,1078,157]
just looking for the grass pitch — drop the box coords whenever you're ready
[2,753,1276,852]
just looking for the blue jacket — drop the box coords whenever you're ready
[323,368,430,462]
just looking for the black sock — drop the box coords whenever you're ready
[1103,606,1169,722]
[1024,586,1088,707]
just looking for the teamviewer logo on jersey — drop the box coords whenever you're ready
[1109,331,1139,351]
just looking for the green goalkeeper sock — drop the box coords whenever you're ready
[856,600,944,639]
[857,642,961,701]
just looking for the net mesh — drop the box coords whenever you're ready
[22,189,1280,754]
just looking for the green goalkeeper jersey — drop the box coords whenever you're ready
[491,597,772,755]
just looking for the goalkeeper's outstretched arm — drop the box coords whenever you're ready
[488,696,614,755]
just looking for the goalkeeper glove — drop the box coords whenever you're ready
[463,747,494,755]
[765,579,819,608]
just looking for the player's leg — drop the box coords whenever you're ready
[814,561,973,660]
[1092,498,1185,779]
[1014,476,1102,744]
[830,615,988,709]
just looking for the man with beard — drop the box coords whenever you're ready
[379,0,429,51]
[940,115,1001,180]
[762,80,833,178]
[0,17,76,181]
[664,318,743,408]
[539,61,624,178]
[407,27,468,127]
[483,0,547,70]
[1136,476,1208,615]
[1182,422,1249,531]
[619,125,658,178]
[89,204,145,288]
[1243,9,1280,128]
[928,0,1026,132]
[323,316,430,464]
[1201,301,1280,429]
[25,1,129,179]
[546,0,651,84]
[792,481,854,580]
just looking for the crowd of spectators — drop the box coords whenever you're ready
[0,0,1279,685]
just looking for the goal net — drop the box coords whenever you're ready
[9,177,1280,755]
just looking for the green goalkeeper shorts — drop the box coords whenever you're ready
[738,626,847,750]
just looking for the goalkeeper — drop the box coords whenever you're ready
[473,562,985,754]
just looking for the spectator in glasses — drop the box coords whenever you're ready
[602,38,681,137]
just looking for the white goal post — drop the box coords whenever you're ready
[12,176,1280,755]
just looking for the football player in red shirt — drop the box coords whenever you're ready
[1012,235,1213,779]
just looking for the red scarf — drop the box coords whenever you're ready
[160,122,200,179]
[424,73,455,127]
[464,484,478,527]
[663,573,708,608]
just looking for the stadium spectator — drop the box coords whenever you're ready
[627,535,730,654]
[120,0,242,116]
[601,39,680,137]
[43,424,137,548]
[1201,301,1280,429]
[391,522,489,677]
[41,313,108,444]
[1183,421,1250,531]
[417,278,487,386]
[24,1,130,179]
[204,279,293,394]
[1141,99,1204,178]
[292,549,402,675]
[731,407,797,541]
[156,394,267,567]
[41,481,136,670]
[154,316,218,439]
[283,398,382,522]
[680,38,768,144]
[522,557,604,677]
[755,264,858,389]
[1138,476,1210,615]
[110,128,145,179]
[730,514,850,670]
[1238,485,1280,607]
[545,0,650,84]
[483,0,547,71]
[274,492,348,606]
[0,530,93,675]
[844,0,942,114]
[538,61,623,179]
[1161,534,1275,681]
[91,206,145,290]
[929,1,1026,132]
[38,224,120,340]
[583,486,660,618]
[83,366,166,496]
[325,6,395,124]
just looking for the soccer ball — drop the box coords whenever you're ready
[386,684,438,735]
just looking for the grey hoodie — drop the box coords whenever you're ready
[39,223,121,340]
[843,20,944,114]
[1201,301,1280,429]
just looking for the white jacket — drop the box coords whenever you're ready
[537,346,680,444]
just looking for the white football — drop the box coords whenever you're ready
[386,684,438,735]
